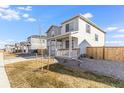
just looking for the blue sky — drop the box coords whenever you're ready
[0,5,124,48]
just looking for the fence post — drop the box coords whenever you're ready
[103,46,105,60]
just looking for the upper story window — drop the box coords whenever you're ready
[51,31,55,37]
[65,22,74,32]
[95,34,99,41]
[86,24,91,33]
[66,24,69,32]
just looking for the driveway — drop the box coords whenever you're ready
[0,52,10,88]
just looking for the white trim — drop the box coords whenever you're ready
[47,31,78,40]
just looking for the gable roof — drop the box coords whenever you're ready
[27,35,47,39]
[61,14,106,33]
[20,41,30,46]
[46,25,61,33]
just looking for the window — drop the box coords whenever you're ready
[66,24,69,32]
[51,31,55,37]
[72,40,74,48]
[69,23,74,31]
[65,23,74,32]
[86,24,91,33]
[65,40,69,49]
[95,34,99,41]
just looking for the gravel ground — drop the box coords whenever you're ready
[80,58,124,80]
[55,57,124,81]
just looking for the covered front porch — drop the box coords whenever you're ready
[48,33,80,58]
[57,48,79,58]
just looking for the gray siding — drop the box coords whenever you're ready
[47,26,61,38]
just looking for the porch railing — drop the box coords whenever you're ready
[57,48,80,58]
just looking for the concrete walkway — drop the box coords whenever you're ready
[4,56,41,64]
[0,52,10,88]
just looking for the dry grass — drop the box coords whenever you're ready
[0,50,3,52]
[5,59,124,88]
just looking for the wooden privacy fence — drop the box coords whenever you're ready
[86,47,124,61]
[37,49,48,55]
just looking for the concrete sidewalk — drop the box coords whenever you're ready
[0,52,10,88]
[4,56,40,64]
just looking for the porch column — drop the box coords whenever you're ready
[55,39,57,56]
[69,35,72,57]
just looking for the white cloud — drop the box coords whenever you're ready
[112,34,124,38]
[17,7,25,10]
[26,17,36,22]
[22,13,29,18]
[82,13,93,18]
[0,6,32,21]
[0,8,21,21]
[0,5,10,8]
[25,6,32,11]
[0,39,15,49]
[17,6,32,11]
[118,29,124,32]
[105,26,118,32]
[6,39,15,42]
[0,6,35,22]
[0,13,2,16]
[105,26,124,32]
[106,40,124,44]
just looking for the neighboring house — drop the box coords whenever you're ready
[47,14,106,58]
[27,35,47,53]
[5,44,15,53]
[15,43,21,53]
[20,41,30,54]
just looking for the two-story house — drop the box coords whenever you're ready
[47,14,106,58]
[15,43,21,53]
[20,41,30,54]
[5,44,15,53]
[27,35,47,53]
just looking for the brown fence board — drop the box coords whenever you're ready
[86,47,124,62]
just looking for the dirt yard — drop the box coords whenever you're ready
[5,59,124,88]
